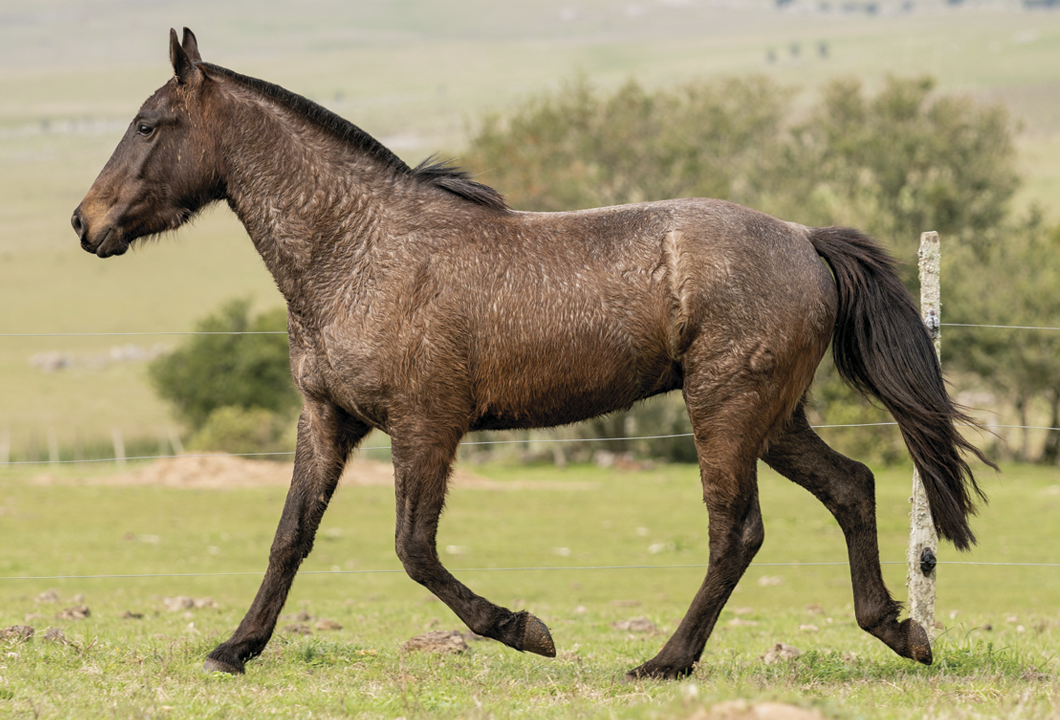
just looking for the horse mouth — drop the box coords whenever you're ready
[83,227,130,258]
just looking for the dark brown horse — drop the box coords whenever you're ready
[72,29,993,680]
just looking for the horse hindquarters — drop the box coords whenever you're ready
[626,223,837,679]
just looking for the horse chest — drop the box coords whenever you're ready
[290,334,389,428]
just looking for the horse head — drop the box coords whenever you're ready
[72,28,223,257]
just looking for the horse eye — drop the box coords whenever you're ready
[137,123,154,137]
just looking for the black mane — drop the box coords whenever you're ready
[411,157,509,212]
[202,63,508,212]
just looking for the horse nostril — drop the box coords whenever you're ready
[71,209,85,238]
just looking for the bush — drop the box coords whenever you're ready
[149,299,301,438]
[188,406,295,456]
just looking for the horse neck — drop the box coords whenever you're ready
[215,88,402,308]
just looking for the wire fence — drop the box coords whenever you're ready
[2,319,1059,467]
[5,423,1058,468]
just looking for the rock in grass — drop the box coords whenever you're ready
[284,623,312,636]
[314,618,343,631]
[163,596,215,611]
[42,628,67,644]
[611,616,657,633]
[163,596,195,612]
[401,630,468,654]
[0,625,34,642]
[280,610,313,622]
[55,605,90,620]
[761,642,801,664]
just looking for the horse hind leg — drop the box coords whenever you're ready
[628,388,769,680]
[390,426,556,658]
[762,404,932,665]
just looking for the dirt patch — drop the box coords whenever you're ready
[690,701,826,720]
[31,454,597,491]
[401,629,469,654]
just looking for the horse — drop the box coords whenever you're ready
[72,28,993,680]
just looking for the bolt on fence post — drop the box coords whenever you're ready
[907,230,940,638]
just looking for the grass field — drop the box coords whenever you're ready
[0,459,1057,718]
[2,1,1060,458]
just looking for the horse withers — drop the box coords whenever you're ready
[72,28,993,680]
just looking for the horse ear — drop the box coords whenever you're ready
[169,28,201,85]
[181,28,203,64]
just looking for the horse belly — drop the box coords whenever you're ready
[469,309,679,431]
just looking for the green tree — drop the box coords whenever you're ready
[466,75,791,212]
[944,215,1060,463]
[776,76,1020,268]
[149,299,300,435]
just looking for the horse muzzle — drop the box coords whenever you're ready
[71,206,129,258]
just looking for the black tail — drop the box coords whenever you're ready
[809,226,995,551]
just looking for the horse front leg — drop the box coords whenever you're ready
[204,403,368,674]
[390,428,556,658]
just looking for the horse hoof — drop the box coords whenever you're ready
[903,618,933,665]
[203,657,244,675]
[521,614,556,657]
[625,661,693,681]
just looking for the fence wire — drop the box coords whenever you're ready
[4,422,1054,468]
[3,560,1060,583]
[3,321,1060,338]
[0,426,909,467]
[1,319,1057,467]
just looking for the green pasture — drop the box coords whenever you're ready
[3,8,1059,715]
[0,459,1058,718]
